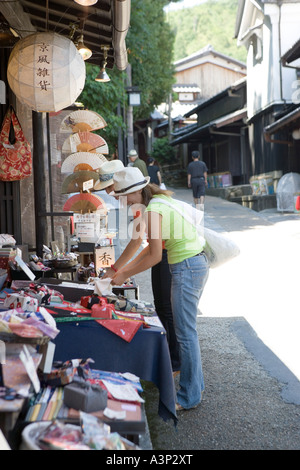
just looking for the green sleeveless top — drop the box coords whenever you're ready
[146,195,204,264]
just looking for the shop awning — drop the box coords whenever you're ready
[263,106,300,135]
[0,0,130,70]
[213,107,247,128]
[281,38,300,66]
[171,107,247,145]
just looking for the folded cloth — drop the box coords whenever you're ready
[94,278,112,296]
[95,319,143,342]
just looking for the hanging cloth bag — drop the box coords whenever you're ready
[0,106,32,181]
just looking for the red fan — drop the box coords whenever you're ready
[63,193,107,214]
[62,132,109,154]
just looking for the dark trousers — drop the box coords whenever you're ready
[151,250,181,371]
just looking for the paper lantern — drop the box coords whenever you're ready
[7,32,86,112]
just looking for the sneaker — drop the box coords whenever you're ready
[175,403,197,411]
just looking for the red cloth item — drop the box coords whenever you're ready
[91,303,114,319]
[95,319,143,342]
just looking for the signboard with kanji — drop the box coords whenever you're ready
[94,246,115,271]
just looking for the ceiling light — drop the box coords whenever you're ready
[74,0,98,5]
[77,34,92,60]
[95,45,110,82]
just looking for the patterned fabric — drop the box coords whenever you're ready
[0,106,32,181]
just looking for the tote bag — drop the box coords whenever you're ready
[152,198,240,269]
[0,106,32,181]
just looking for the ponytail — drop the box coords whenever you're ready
[142,183,173,206]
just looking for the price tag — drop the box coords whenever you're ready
[83,179,94,191]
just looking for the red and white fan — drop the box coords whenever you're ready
[62,131,109,154]
[63,193,107,214]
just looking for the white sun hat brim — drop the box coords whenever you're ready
[109,168,150,196]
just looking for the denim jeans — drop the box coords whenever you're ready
[169,253,209,409]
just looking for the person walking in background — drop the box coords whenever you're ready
[110,167,209,411]
[147,157,162,186]
[187,150,208,208]
[128,149,148,177]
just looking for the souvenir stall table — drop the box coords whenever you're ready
[37,279,176,424]
[0,277,177,449]
[52,313,176,423]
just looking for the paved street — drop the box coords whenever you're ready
[135,187,300,450]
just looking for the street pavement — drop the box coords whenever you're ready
[134,187,300,450]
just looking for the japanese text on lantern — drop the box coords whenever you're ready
[36,42,51,91]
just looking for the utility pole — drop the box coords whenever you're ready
[126,64,134,152]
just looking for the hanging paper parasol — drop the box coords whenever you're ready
[60,110,107,133]
[61,152,107,173]
[61,131,109,154]
[61,170,100,194]
[63,193,107,214]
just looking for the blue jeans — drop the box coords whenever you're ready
[169,253,209,409]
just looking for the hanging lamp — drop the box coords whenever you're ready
[77,33,92,60]
[95,45,110,82]
[74,0,98,5]
[7,32,86,112]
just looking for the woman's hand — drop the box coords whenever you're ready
[102,267,115,279]
[111,270,129,286]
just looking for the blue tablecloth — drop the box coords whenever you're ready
[53,318,177,424]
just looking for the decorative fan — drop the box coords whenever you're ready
[61,171,100,194]
[61,152,107,173]
[60,110,107,133]
[62,131,109,154]
[63,193,107,214]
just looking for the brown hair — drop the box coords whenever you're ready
[141,183,173,206]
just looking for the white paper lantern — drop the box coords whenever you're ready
[7,32,86,113]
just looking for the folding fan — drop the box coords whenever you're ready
[61,170,100,194]
[63,193,107,214]
[61,152,107,173]
[61,131,109,154]
[60,110,107,133]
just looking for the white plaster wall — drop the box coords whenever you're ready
[243,1,300,117]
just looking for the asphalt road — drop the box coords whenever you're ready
[135,188,300,450]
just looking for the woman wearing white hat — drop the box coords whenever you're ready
[104,167,180,374]
[110,167,209,412]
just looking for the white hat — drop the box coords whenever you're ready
[128,149,138,158]
[109,167,150,196]
[94,160,124,190]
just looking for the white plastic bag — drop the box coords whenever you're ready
[201,226,240,268]
[152,198,240,268]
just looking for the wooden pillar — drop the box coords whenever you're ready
[32,111,47,257]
